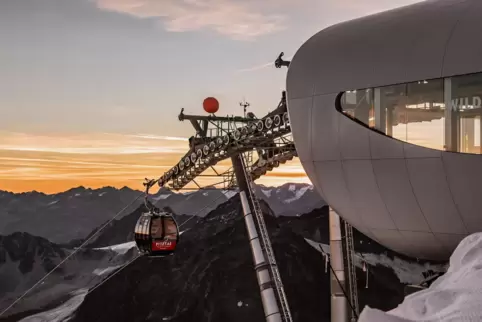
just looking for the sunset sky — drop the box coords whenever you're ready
[0,0,423,194]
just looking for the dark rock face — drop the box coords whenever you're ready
[0,232,65,275]
[70,196,441,322]
[71,195,331,322]
[0,188,446,322]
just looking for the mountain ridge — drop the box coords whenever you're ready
[0,183,325,244]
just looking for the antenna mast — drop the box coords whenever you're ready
[240,100,250,118]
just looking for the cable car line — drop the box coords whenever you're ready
[90,189,236,290]
[86,253,142,296]
[1,181,224,317]
[136,180,234,258]
[81,189,236,303]
[178,191,233,228]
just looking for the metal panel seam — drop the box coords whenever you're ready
[440,153,469,234]
[440,0,475,76]
[403,156,447,255]
[367,128,398,230]
[402,157,433,234]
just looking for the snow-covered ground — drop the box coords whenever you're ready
[359,232,482,322]
[356,253,446,284]
[17,240,139,321]
[93,241,136,255]
[19,289,88,322]
[93,265,123,276]
[222,190,238,199]
[304,238,446,284]
[284,185,313,204]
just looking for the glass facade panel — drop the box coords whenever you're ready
[379,80,445,150]
[451,73,482,154]
[338,72,482,155]
[340,89,375,128]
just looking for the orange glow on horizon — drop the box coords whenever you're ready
[0,132,310,194]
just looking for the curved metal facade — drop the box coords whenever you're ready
[286,0,482,260]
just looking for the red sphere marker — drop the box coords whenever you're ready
[203,97,219,114]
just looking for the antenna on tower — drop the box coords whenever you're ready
[240,99,250,118]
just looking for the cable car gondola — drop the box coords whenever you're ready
[134,211,180,258]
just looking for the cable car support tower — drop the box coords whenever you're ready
[143,54,360,322]
[144,89,295,321]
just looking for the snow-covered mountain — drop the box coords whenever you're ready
[254,183,326,217]
[0,187,143,244]
[0,232,137,319]
[0,184,323,244]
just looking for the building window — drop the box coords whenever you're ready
[378,79,445,150]
[339,89,375,128]
[338,73,482,155]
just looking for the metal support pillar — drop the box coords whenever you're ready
[329,208,349,322]
[232,155,282,322]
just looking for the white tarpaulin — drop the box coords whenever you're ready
[359,232,482,322]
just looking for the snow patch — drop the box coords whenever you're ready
[95,241,136,255]
[304,238,330,254]
[261,189,272,198]
[284,186,311,204]
[304,238,445,284]
[98,192,107,197]
[20,289,88,322]
[153,194,170,201]
[288,184,296,192]
[93,265,122,276]
[223,190,238,199]
[47,200,59,206]
[356,253,446,285]
[74,193,81,197]
[359,232,482,322]
[237,301,243,307]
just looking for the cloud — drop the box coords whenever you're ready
[128,134,187,141]
[0,132,187,155]
[0,131,308,193]
[93,0,287,40]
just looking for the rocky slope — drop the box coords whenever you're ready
[0,186,447,322]
[68,196,444,322]
[71,196,331,322]
[0,232,137,319]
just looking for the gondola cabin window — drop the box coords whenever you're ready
[151,217,163,238]
[134,213,180,257]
